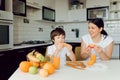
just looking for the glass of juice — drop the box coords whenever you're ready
[53,56,60,69]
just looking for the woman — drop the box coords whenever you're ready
[80,18,114,61]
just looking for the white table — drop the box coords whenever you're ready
[9,60,120,80]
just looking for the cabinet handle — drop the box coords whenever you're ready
[17,50,25,53]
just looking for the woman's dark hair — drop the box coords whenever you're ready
[50,27,65,40]
[89,18,108,38]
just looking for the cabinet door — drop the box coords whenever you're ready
[112,44,119,59]
[68,9,86,22]
[0,51,15,80]
[26,0,43,9]
[55,0,68,22]
[42,0,55,9]
[86,0,109,8]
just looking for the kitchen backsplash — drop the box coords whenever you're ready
[13,16,54,44]
[55,22,88,42]
[105,21,120,43]
[13,15,88,44]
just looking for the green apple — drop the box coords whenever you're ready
[29,66,38,74]
[37,55,45,62]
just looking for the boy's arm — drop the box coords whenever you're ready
[64,43,76,61]
[69,50,76,61]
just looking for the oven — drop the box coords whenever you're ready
[0,11,13,50]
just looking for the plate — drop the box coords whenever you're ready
[86,63,108,71]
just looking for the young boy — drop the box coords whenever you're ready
[46,28,76,65]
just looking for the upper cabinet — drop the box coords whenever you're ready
[68,9,86,22]
[26,0,43,9]
[5,0,13,12]
[68,0,86,22]
[55,0,69,22]
[109,0,120,20]
[42,0,55,9]
[86,0,109,8]
[69,0,86,10]
[26,0,55,21]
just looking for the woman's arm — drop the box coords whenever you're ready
[80,40,91,60]
[94,41,114,60]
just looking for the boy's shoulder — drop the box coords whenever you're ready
[48,44,55,48]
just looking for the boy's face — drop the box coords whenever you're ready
[53,34,65,44]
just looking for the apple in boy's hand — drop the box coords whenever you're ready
[88,44,95,48]
[29,66,38,74]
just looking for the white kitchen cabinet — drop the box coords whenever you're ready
[68,9,86,22]
[42,0,55,9]
[27,8,42,20]
[86,0,110,8]
[109,0,120,19]
[112,44,119,59]
[5,0,13,12]
[26,0,43,9]
[55,0,68,22]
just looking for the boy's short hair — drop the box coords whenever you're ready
[50,28,65,40]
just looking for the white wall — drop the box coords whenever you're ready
[55,22,88,42]
[13,16,55,44]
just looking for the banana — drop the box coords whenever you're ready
[27,50,40,62]
[27,50,45,62]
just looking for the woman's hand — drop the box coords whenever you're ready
[94,45,103,54]
[85,46,92,55]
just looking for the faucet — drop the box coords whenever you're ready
[71,29,79,38]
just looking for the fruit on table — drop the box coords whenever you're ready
[86,54,96,66]
[39,69,48,77]
[43,62,55,74]
[29,66,38,74]
[37,55,45,62]
[30,61,40,68]
[19,61,31,72]
[27,50,45,63]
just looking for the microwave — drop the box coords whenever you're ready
[87,6,109,20]
[42,6,55,22]
[0,21,13,50]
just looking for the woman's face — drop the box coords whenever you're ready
[88,23,102,38]
[53,34,65,44]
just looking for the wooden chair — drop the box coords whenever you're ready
[75,46,85,61]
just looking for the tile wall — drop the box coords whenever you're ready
[13,16,55,44]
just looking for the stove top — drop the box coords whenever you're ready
[22,40,45,44]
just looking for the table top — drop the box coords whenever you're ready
[9,60,120,80]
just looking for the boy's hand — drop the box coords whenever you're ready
[63,43,72,51]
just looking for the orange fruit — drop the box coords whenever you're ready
[39,69,48,77]
[19,61,31,72]
[30,61,40,68]
[43,62,55,74]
